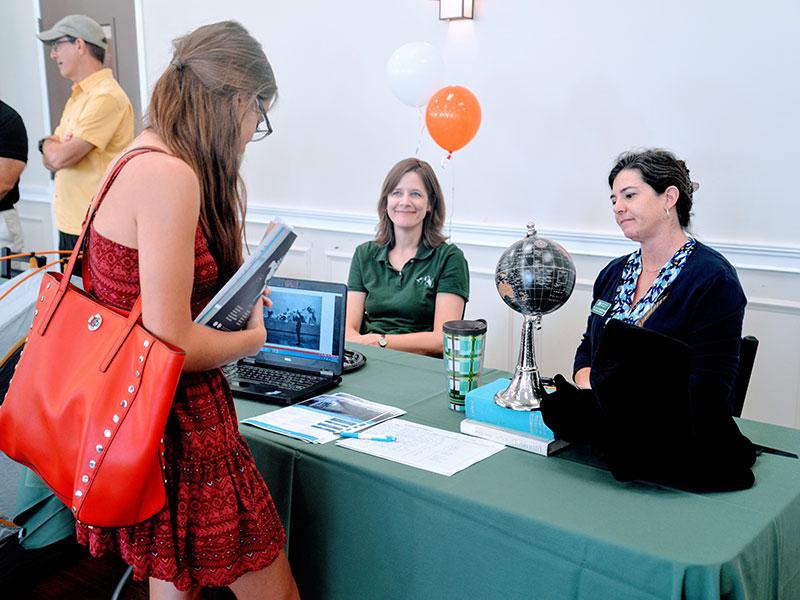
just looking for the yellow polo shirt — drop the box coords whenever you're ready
[53,68,133,234]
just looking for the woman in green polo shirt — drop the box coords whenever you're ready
[346,158,469,356]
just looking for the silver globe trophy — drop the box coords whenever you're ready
[494,223,576,410]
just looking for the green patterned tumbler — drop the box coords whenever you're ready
[443,319,487,411]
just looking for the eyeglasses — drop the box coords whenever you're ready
[48,37,76,50]
[251,98,273,142]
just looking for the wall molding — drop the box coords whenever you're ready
[245,205,800,275]
[747,297,800,316]
[324,250,353,262]
[20,190,800,276]
[20,185,52,204]
[19,190,800,277]
[20,190,800,275]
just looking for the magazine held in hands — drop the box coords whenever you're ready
[195,219,297,331]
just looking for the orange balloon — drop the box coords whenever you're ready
[425,85,482,155]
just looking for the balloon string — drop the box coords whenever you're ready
[415,107,425,156]
[448,157,455,239]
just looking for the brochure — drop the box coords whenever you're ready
[241,392,406,444]
[194,219,297,331]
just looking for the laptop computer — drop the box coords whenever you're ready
[226,276,346,404]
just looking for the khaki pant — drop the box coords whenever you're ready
[0,208,24,253]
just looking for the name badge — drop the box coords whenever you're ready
[591,299,611,317]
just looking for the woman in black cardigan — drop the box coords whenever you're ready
[574,149,746,416]
[542,149,755,490]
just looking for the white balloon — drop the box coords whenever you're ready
[386,42,445,107]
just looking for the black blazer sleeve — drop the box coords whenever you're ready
[684,269,746,418]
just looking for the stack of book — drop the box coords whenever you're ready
[460,378,568,456]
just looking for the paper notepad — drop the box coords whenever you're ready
[336,420,504,476]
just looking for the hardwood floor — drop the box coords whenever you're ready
[5,544,236,599]
[7,544,148,599]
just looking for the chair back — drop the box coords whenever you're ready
[732,335,759,417]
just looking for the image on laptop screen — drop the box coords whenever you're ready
[253,277,346,374]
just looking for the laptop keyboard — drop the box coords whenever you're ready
[234,365,325,391]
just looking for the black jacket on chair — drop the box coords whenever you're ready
[542,320,756,492]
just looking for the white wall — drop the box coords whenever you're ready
[2,1,49,188]
[4,0,799,426]
[138,0,800,247]
[0,1,55,251]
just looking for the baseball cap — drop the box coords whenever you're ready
[36,14,108,50]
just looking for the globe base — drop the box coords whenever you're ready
[494,366,543,411]
[494,313,544,411]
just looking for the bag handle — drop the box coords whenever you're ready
[37,146,167,337]
[98,296,144,372]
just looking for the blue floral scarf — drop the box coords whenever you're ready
[609,238,696,325]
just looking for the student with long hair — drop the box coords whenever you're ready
[77,21,299,599]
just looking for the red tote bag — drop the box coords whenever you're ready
[0,147,185,527]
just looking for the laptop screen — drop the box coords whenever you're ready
[249,277,346,375]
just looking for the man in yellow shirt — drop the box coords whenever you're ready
[36,14,133,263]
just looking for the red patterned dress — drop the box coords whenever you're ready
[76,224,286,590]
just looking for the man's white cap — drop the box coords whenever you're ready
[37,14,107,50]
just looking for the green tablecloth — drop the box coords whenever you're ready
[236,345,800,600]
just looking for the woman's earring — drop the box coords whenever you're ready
[664,207,670,218]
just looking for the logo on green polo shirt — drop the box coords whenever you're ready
[416,274,434,288]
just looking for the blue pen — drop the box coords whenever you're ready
[340,432,396,442]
